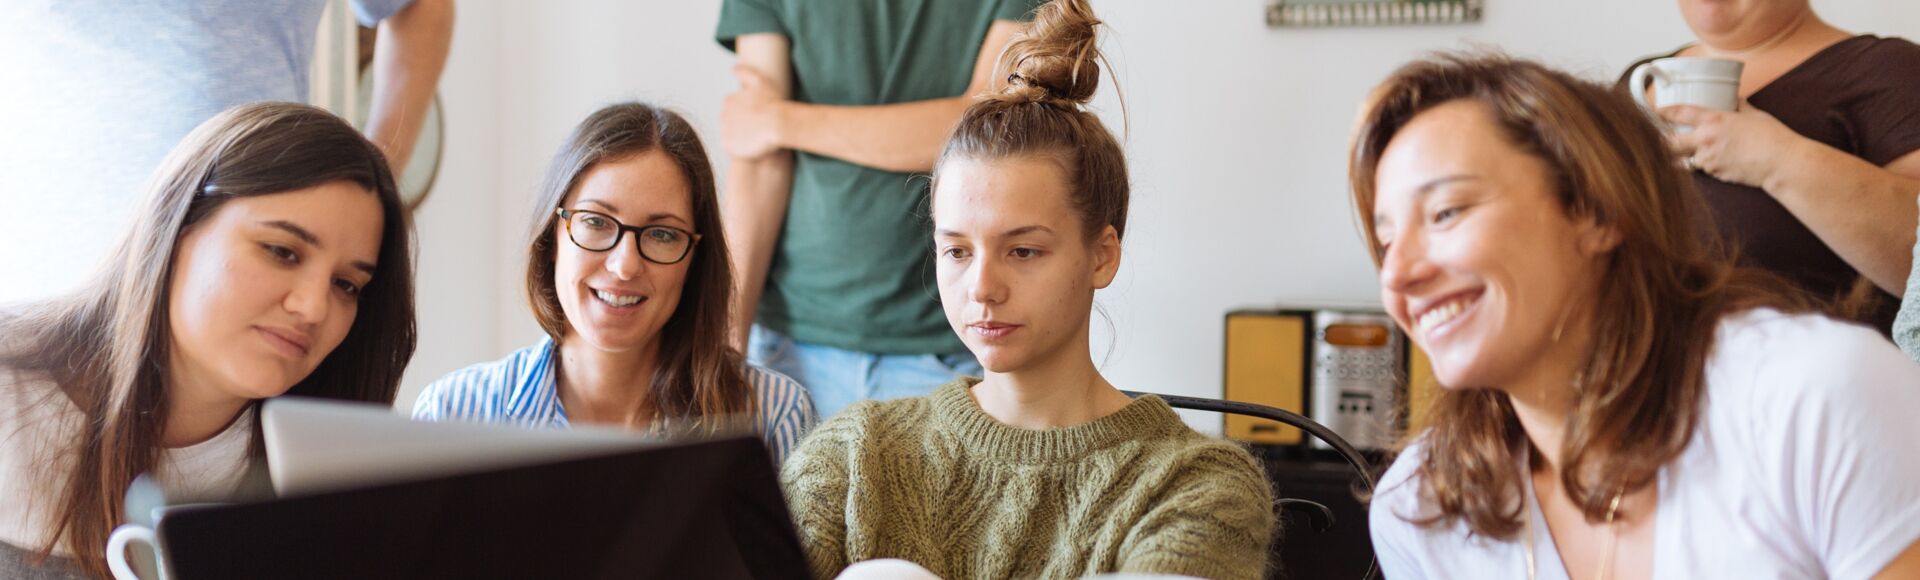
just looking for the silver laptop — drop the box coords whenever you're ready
[261,397,659,497]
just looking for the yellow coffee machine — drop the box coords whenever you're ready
[1222,308,1441,449]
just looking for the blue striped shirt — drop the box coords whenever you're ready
[412,337,815,464]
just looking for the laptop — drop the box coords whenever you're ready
[151,397,811,579]
[261,396,666,496]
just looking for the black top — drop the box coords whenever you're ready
[1621,35,1920,333]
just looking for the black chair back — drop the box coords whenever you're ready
[1124,391,1379,580]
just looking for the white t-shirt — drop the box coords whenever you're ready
[0,365,255,554]
[1371,310,1920,580]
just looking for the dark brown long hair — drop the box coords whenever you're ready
[933,0,1129,243]
[0,102,416,574]
[1348,54,1815,538]
[523,102,753,427]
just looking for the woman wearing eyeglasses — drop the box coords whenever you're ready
[413,102,813,463]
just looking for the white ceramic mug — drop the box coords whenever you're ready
[106,521,166,580]
[106,504,215,580]
[1627,57,1743,131]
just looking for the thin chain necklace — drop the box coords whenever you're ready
[1521,444,1625,580]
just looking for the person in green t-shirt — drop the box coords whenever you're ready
[715,0,1047,419]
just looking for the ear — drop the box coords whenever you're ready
[1090,224,1121,290]
[1573,215,1623,257]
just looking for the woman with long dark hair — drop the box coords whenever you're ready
[0,102,417,578]
[411,102,813,463]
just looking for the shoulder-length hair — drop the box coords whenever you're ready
[0,101,416,574]
[523,102,753,427]
[1348,53,1814,538]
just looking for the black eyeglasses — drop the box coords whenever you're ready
[555,208,702,265]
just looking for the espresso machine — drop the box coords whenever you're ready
[1306,311,1402,450]
[1222,308,1412,451]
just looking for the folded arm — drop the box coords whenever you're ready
[722,20,1027,173]
[722,33,796,350]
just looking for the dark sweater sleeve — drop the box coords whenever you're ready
[1846,38,1920,166]
[1117,442,1277,580]
[779,407,862,579]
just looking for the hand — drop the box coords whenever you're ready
[1660,104,1808,190]
[721,65,787,160]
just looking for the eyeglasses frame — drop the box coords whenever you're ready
[554,207,702,265]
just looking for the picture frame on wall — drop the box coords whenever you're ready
[1266,0,1485,27]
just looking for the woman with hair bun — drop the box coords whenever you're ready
[779,1,1274,578]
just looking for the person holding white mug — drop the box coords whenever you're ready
[1620,0,1920,335]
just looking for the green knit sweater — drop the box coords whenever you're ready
[780,378,1275,580]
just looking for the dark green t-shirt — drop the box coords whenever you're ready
[717,0,1044,355]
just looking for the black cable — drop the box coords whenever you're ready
[1124,390,1380,580]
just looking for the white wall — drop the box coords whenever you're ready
[399,0,1920,431]
[400,0,504,410]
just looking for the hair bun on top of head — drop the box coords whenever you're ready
[995,0,1104,108]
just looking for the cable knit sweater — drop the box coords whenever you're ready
[780,378,1275,580]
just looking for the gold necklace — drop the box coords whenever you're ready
[1595,491,1623,580]
[1522,452,1625,580]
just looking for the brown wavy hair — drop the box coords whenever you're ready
[0,102,415,575]
[1348,53,1816,538]
[933,0,1129,243]
[523,102,753,427]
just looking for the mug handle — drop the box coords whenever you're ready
[107,524,164,580]
[1627,62,1668,113]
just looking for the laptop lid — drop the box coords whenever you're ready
[262,396,660,496]
[159,435,810,579]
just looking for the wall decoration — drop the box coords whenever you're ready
[1266,0,1484,27]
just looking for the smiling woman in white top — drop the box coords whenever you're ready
[1350,54,1920,579]
[412,103,812,464]
[0,102,416,578]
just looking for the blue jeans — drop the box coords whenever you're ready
[748,326,983,420]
